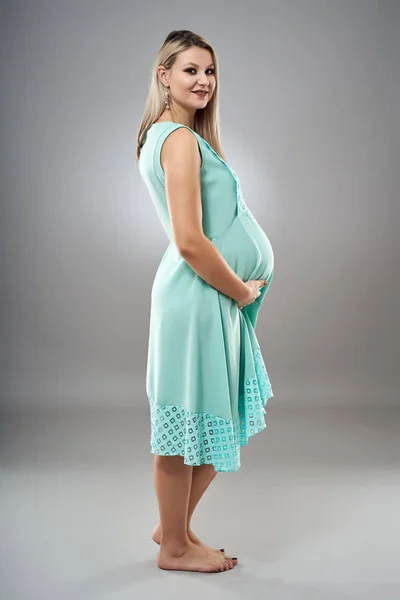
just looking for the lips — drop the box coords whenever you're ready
[192,90,208,96]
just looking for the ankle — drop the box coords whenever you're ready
[160,537,191,555]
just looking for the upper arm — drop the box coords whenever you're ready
[160,127,204,251]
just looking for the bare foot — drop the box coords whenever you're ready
[152,523,238,565]
[157,540,235,573]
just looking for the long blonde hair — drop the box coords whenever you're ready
[136,30,226,162]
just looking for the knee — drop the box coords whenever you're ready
[208,465,217,479]
[155,454,191,474]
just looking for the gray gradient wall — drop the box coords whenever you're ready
[1,0,398,408]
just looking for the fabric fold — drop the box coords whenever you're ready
[148,334,273,473]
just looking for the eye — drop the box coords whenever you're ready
[184,68,215,75]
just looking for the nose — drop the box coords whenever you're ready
[197,73,210,85]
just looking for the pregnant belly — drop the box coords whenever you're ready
[211,211,274,282]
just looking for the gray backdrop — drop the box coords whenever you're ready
[1,0,398,409]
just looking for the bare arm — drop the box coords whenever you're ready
[161,127,250,304]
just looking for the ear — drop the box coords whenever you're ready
[157,66,168,87]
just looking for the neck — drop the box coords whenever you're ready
[163,108,195,129]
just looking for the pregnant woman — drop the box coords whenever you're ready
[137,30,275,573]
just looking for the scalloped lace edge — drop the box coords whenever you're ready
[148,345,274,472]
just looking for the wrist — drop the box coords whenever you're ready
[234,282,249,304]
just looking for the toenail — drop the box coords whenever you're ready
[219,548,224,552]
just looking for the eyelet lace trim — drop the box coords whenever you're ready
[198,136,249,216]
[236,185,249,214]
[148,345,273,472]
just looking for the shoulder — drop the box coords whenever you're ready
[161,126,199,156]
[152,124,204,183]
[159,125,203,169]
[162,124,197,141]
[157,124,198,146]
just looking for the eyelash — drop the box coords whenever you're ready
[184,68,215,75]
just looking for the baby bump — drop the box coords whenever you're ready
[211,211,274,282]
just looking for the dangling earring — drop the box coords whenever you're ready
[165,88,170,110]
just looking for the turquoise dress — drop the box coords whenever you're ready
[138,121,275,472]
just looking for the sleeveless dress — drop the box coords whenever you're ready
[138,121,275,472]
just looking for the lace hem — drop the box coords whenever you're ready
[148,345,273,473]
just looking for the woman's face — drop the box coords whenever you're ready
[162,46,216,111]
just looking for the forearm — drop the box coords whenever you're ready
[177,235,249,303]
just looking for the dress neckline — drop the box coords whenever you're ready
[149,121,237,177]
[151,121,196,132]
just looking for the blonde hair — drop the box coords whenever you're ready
[136,29,226,162]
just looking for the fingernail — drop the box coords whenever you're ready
[220,548,225,552]
[232,557,237,560]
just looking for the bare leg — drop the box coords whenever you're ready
[154,455,234,572]
[152,464,216,544]
[187,464,217,532]
[152,462,238,564]
[153,454,193,547]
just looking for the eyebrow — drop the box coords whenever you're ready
[183,62,215,68]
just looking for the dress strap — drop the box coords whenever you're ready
[153,123,204,185]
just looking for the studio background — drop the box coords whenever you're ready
[1,1,399,598]
[1,1,398,410]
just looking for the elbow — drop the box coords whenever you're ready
[176,235,203,257]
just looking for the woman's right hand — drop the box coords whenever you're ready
[236,279,268,310]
